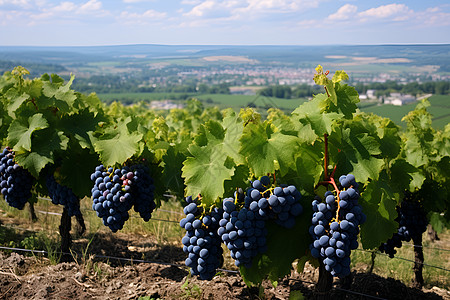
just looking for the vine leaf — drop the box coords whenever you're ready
[7,93,30,115]
[332,128,384,183]
[8,113,49,152]
[90,118,143,166]
[182,119,240,205]
[289,143,324,194]
[239,121,298,177]
[42,74,77,113]
[360,171,399,249]
[14,129,69,177]
[182,144,235,205]
[60,108,105,149]
[59,144,100,198]
[291,95,342,137]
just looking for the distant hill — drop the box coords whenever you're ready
[1,44,449,71]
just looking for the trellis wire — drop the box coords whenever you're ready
[354,248,450,272]
[34,207,180,224]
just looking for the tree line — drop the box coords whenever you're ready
[258,81,450,99]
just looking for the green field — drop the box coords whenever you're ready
[98,92,308,111]
[98,92,449,129]
[359,95,450,129]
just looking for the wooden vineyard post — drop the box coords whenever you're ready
[411,234,424,288]
[59,207,72,262]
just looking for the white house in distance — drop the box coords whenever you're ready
[384,93,416,106]
[359,89,377,100]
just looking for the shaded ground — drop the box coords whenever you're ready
[0,230,449,300]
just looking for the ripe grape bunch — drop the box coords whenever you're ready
[46,174,82,217]
[309,174,366,277]
[0,147,33,210]
[90,164,156,232]
[379,199,427,258]
[217,175,303,268]
[245,176,303,229]
[180,196,224,280]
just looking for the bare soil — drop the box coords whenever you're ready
[0,229,449,300]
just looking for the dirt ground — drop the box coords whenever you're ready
[0,229,449,300]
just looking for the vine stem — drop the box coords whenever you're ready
[324,134,329,181]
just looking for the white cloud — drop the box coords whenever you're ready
[0,0,109,25]
[0,0,32,7]
[52,1,76,12]
[181,0,323,27]
[119,9,167,25]
[324,3,414,24]
[181,0,202,5]
[122,0,155,3]
[327,4,357,21]
[243,0,320,13]
[358,4,412,21]
[416,7,450,27]
[79,0,102,13]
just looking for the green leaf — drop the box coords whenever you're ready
[60,108,105,149]
[59,144,100,197]
[429,212,450,235]
[332,83,359,118]
[222,111,245,165]
[194,120,225,147]
[292,96,342,136]
[289,290,305,300]
[389,159,421,193]
[93,133,142,167]
[376,117,401,159]
[332,70,349,83]
[8,113,49,151]
[14,129,68,177]
[8,92,30,115]
[239,121,299,177]
[161,147,186,197]
[91,118,143,166]
[42,74,77,113]
[332,128,384,183]
[360,172,399,249]
[182,143,236,205]
[286,143,324,194]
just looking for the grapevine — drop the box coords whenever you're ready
[0,65,447,295]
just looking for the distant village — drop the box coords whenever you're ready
[359,90,429,106]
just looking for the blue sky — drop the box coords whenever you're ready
[0,0,449,46]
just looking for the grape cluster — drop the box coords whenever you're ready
[180,196,224,280]
[379,200,427,258]
[309,174,366,277]
[245,176,303,229]
[90,164,156,232]
[0,147,33,210]
[217,196,267,268]
[130,165,156,221]
[217,176,303,268]
[46,174,81,217]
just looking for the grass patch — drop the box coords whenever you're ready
[351,230,450,289]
